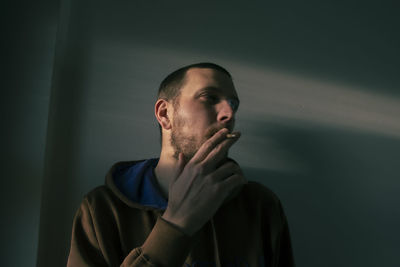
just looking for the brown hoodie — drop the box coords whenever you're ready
[67,160,295,266]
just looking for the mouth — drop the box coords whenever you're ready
[205,126,234,139]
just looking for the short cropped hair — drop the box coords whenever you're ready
[157,62,232,139]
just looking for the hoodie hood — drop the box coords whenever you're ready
[105,158,168,210]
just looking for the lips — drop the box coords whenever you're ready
[207,128,227,138]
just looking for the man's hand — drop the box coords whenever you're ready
[162,128,247,236]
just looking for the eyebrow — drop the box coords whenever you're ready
[199,86,240,105]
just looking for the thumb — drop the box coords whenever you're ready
[176,152,186,177]
[171,153,186,184]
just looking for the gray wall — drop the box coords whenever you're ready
[1,1,58,267]
[3,0,399,266]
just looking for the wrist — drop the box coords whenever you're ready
[161,213,193,236]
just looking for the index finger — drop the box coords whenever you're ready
[201,131,241,170]
[190,128,229,164]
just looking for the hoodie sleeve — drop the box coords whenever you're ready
[67,198,194,267]
[272,200,295,267]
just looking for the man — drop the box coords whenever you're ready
[67,63,295,266]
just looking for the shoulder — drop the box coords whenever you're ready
[242,181,281,205]
[79,186,122,215]
[238,181,286,219]
[239,182,289,232]
[84,185,114,202]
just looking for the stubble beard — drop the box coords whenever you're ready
[170,110,222,162]
[170,114,200,161]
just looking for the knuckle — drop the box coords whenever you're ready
[206,172,217,183]
[204,139,215,150]
[185,162,195,171]
[215,142,224,152]
[186,161,194,168]
[195,163,206,174]
[224,161,240,171]
[203,141,211,151]
[213,183,224,194]
[205,174,215,186]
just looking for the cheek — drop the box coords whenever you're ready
[192,110,215,128]
[178,101,217,130]
[183,104,210,120]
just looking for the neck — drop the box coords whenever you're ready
[154,146,179,200]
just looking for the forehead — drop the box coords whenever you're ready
[181,67,238,98]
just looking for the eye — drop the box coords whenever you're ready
[228,99,239,112]
[201,93,219,104]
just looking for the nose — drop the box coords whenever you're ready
[217,99,235,124]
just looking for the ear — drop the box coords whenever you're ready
[155,99,172,131]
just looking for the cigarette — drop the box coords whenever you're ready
[226,133,239,138]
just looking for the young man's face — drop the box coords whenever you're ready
[170,67,240,160]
